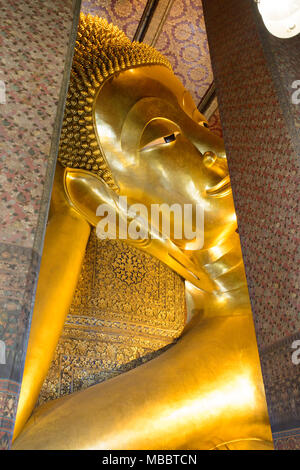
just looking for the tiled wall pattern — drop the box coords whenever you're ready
[154,0,214,105]
[271,428,300,450]
[203,0,300,449]
[208,108,223,138]
[81,0,148,40]
[259,30,300,162]
[0,0,79,449]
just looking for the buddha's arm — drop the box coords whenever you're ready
[13,165,91,441]
[12,312,272,450]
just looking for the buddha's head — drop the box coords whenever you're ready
[59,13,237,249]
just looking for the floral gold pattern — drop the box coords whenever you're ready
[38,230,186,404]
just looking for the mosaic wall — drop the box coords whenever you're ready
[203,0,300,449]
[272,429,300,450]
[0,0,75,248]
[259,28,300,161]
[39,232,186,404]
[0,0,80,449]
[208,107,223,138]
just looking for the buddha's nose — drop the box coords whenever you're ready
[183,114,227,159]
[203,151,228,178]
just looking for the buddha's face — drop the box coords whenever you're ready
[94,65,237,249]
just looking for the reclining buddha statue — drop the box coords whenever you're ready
[12,13,273,450]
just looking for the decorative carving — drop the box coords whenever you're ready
[38,229,186,404]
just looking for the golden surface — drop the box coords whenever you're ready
[38,232,186,405]
[13,14,273,449]
[58,14,171,190]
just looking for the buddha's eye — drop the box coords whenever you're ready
[199,121,209,129]
[164,133,176,143]
[141,131,180,151]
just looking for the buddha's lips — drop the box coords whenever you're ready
[206,175,232,197]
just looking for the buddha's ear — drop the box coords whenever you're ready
[63,167,118,227]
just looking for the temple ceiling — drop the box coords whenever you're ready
[81,0,217,113]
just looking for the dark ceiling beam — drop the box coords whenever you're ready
[133,0,160,42]
[197,81,216,115]
[134,0,216,115]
